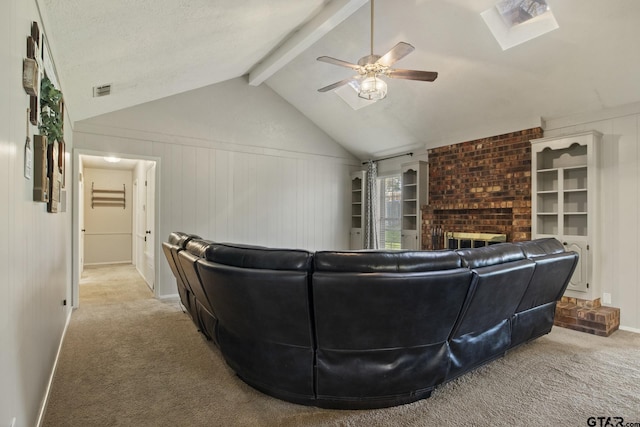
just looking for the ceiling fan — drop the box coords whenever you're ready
[317,0,438,101]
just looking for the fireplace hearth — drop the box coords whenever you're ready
[445,231,506,250]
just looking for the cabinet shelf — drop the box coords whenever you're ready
[350,171,367,248]
[400,161,428,250]
[531,130,601,298]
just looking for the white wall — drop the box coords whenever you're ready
[75,77,359,298]
[0,1,73,426]
[83,168,133,265]
[544,102,640,332]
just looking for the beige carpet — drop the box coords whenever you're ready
[43,264,640,427]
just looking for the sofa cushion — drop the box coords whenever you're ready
[516,238,566,258]
[457,243,525,269]
[314,249,461,273]
[185,238,215,258]
[196,257,315,400]
[204,243,312,271]
[168,231,201,248]
[515,251,578,312]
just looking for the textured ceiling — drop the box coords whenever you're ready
[39,0,640,159]
[39,0,330,120]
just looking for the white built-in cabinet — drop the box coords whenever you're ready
[400,161,428,250]
[530,131,602,300]
[350,170,367,249]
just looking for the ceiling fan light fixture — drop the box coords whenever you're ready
[317,0,437,97]
[358,74,387,101]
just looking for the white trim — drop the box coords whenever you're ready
[73,122,360,166]
[544,101,640,131]
[73,148,161,306]
[619,325,640,334]
[83,261,132,266]
[36,309,73,427]
[158,293,180,304]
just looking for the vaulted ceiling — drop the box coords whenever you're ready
[38,0,640,159]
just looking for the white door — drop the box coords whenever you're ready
[79,173,85,273]
[143,163,156,289]
[133,179,143,272]
[565,240,588,293]
[401,231,419,250]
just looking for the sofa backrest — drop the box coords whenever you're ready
[177,239,216,315]
[312,250,473,400]
[452,244,535,339]
[447,244,536,379]
[313,249,462,272]
[196,243,315,399]
[516,237,565,257]
[162,232,201,296]
[313,250,470,348]
[204,242,312,270]
[514,239,578,311]
[456,242,526,268]
[163,232,195,281]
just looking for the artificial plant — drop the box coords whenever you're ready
[39,74,64,143]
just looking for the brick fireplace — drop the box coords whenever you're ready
[422,128,541,249]
[420,126,620,336]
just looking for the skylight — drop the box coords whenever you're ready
[482,0,558,50]
[495,0,550,27]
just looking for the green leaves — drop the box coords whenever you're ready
[39,75,64,143]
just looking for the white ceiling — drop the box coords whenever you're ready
[81,155,140,171]
[38,0,640,159]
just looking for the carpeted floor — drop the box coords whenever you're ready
[42,264,640,427]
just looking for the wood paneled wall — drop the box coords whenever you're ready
[544,105,640,331]
[75,131,353,298]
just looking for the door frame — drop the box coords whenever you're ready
[72,148,161,307]
[142,162,156,290]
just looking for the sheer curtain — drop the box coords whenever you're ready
[364,161,379,249]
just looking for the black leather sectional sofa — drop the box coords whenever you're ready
[162,233,577,409]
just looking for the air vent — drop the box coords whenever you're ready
[93,84,111,97]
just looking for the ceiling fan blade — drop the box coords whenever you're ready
[387,68,438,82]
[377,42,415,67]
[317,77,357,92]
[317,56,362,71]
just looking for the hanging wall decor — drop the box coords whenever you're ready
[25,20,66,209]
[24,109,33,180]
[47,141,61,213]
[33,135,49,202]
[24,22,42,125]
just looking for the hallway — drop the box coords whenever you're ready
[41,264,227,426]
[78,264,154,304]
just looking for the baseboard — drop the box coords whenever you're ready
[36,308,73,427]
[84,260,132,266]
[619,325,640,334]
[159,293,180,303]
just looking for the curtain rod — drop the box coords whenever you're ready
[362,152,413,165]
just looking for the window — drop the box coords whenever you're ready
[377,175,401,249]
